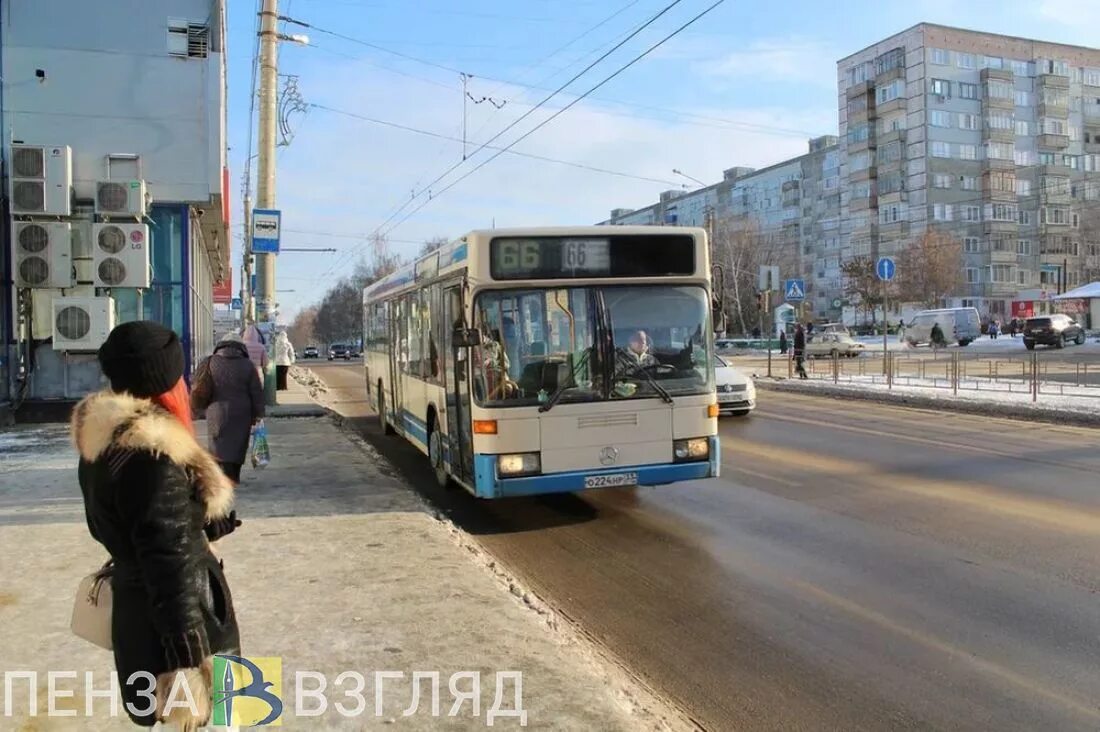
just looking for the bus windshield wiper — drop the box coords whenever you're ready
[615,351,674,404]
[538,348,593,413]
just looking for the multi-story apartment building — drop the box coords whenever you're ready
[601,137,841,317]
[838,23,1100,320]
[2,0,230,416]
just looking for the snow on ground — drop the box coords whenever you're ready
[788,372,1100,415]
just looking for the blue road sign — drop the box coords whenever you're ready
[876,256,896,281]
[230,297,242,311]
[784,278,806,302]
[252,209,281,254]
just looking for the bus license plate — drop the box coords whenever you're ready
[584,472,638,489]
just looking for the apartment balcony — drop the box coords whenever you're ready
[983,220,1018,235]
[849,194,878,212]
[1038,101,1069,119]
[1039,189,1072,204]
[982,126,1015,144]
[847,80,872,99]
[983,186,1016,203]
[876,128,906,146]
[987,281,1018,297]
[1037,73,1070,90]
[875,65,904,85]
[878,220,910,237]
[982,157,1015,172]
[1037,133,1070,149]
[983,93,1014,111]
[849,166,877,183]
[1039,162,1074,177]
[1085,139,1100,154]
[877,190,907,206]
[847,135,875,154]
[981,67,1015,83]
[988,247,1017,264]
[875,97,906,117]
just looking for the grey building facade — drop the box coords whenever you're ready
[838,23,1100,320]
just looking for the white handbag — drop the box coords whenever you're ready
[71,561,113,650]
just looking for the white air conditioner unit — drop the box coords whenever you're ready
[52,296,115,351]
[95,179,147,216]
[10,144,72,215]
[13,221,73,289]
[92,223,151,288]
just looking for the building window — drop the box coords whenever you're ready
[966,268,980,284]
[1016,179,1032,196]
[1015,90,1031,106]
[961,176,978,191]
[1017,239,1032,255]
[987,80,1014,99]
[1010,59,1032,76]
[1073,212,1080,228]
[877,141,902,164]
[1039,151,1057,166]
[958,53,976,70]
[1042,176,1070,196]
[965,237,981,253]
[965,206,981,222]
[987,142,1014,160]
[1038,59,1070,76]
[988,113,1013,130]
[1019,210,1033,225]
[959,83,979,100]
[983,56,1004,70]
[1085,69,1100,87]
[989,265,1015,283]
[847,62,872,86]
[1041,207,1070,224]
[931,141,951,158]
[931,48,951,65]
[848,123,871,143]
[959,113,979,130]
[875,47,905,76]
[1042,118,1067,135]
[167,18,210,59]
[959,144,978,160]
[1042,88,1069,107]
[1017,269,1031,285]
[989,170,1016,192]
[879,203,907,224]
[933,173,952,189]
[1015,120,1031,136]
[930,78,952,97]
[1069,126,1082,142]
[1063,154,1079,169]
[933,203,953,221]
[849,152,871,172]
[987,203,1018,221]
[876,79,905,104]
[930,110,952,127]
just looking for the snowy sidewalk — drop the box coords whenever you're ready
[0,416,685,729]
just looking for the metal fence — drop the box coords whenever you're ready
[790,348,1100,402]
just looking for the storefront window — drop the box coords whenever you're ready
[144,285,185,336]
[149,205,184,282]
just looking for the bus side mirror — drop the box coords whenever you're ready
[453,327,481,348]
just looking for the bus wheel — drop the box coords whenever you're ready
[377,384,395,435]
[428,422,449,488]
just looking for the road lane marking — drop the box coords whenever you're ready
[792,579,1100,722]
[721,462,802,488]
[727,439,1100,535]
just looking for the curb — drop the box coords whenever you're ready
[756,378,1100,427]
[266,404,330,418]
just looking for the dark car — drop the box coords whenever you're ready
[1023,314,1086,350]
[328,344,350,360]
[302,345,319,359]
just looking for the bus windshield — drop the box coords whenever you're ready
[472,285,712,407]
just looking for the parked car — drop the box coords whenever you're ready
[1023,314,1086,349]
[906,307,982,347]
[714,354,756,416]
[349,345,362,358]
[328,344,350,360]
[805,332,865,358]
[302,345,319,359]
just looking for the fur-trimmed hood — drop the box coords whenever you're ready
[71,390,234,521]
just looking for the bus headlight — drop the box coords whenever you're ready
[498,453,541,477]
[673,438,709,462]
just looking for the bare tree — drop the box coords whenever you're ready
[710,219,787,334]
[286,306,317,348]
[840,256,881,325]
[418,236,449,257]
[896,229,963,308]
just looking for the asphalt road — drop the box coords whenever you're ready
[309,360,1100,731]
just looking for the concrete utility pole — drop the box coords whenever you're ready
[255,0,278,324]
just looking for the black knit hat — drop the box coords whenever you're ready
[98,321,185,398]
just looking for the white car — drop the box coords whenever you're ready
[714,354,756,416]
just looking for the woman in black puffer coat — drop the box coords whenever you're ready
[73,321,241,729]
[191,333,265,483]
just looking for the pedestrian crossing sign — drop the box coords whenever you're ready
[784,278,806,302]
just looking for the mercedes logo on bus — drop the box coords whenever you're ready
[599,446,619,466]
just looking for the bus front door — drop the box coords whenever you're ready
[445,286,474,483]
[389,298,404,434]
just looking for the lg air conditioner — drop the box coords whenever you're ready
[92,223,151,288]
[52,296,115,351]
[13,221,73,289]
[95,179,147,217]
[10,144,72,215]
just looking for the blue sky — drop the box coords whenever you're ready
[224,0,1097,319]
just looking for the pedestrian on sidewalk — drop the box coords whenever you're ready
[242,323,269,381]
[989,320,999,339]
[793,323,808,379]
[273,330,296,391]
[779,329,788,354]
[72,321,241,730]
[192,332,265,483]
[931,322,946,349]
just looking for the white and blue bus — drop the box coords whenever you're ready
[363,226,722,499]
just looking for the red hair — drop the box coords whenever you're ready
[152,377,195,435]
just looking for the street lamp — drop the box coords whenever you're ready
[672,168,709,188]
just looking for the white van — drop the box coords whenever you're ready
[905,308,982,347]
